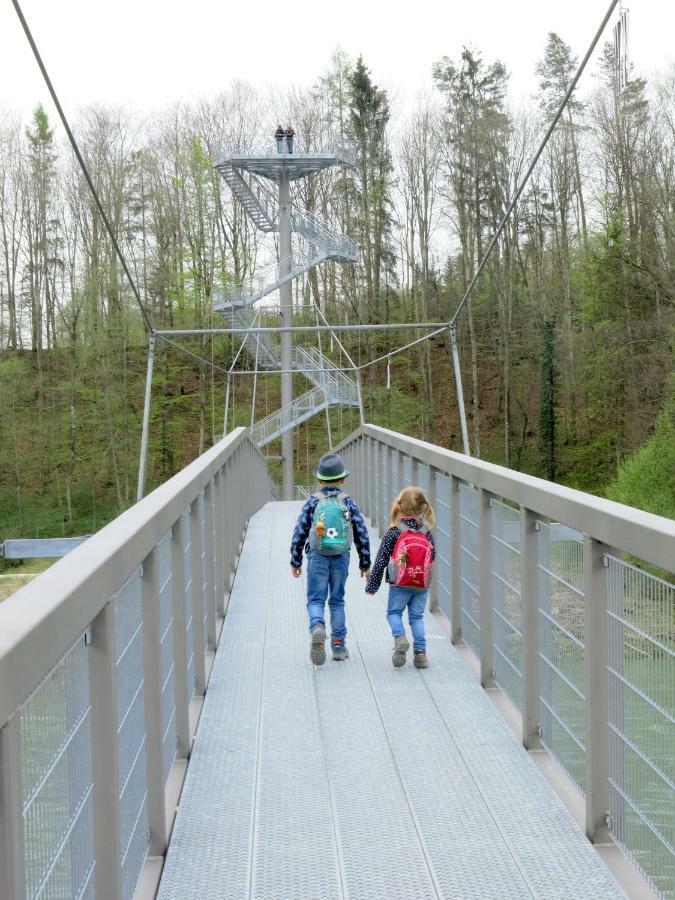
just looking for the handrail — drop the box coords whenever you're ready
[335,422,674,893]
[0,428,268,727]
[337,424,674,570]
[0,427,272,899]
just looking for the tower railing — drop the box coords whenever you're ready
[0,429,270,900]
[336,423,675,899]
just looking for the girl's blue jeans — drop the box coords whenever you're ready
[306,549,350,639]
[387,586,429,651]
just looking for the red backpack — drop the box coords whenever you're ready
[387,527,433,590]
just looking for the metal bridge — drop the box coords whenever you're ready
[1,425,673,900]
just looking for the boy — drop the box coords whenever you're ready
[290,452,370,664]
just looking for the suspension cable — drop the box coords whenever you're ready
[11,0,155,335]
[449,0,621,328]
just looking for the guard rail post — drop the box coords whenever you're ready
[380,443,391,532]
[520,507,542,750]
[428,468,439,612]
[171,517,190,759]
[0,714,26,900]
[479,489,496,688]
[189,498,207,696]
[141,545,169,856]
[213,470,225,617]
[450,475,463,643]
[366,437,375,521]
[203,481,216,650]
[584,535,611,843]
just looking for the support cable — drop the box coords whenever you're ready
[155,334,231,376]
[11,0,155,336]
[449,0,620,329]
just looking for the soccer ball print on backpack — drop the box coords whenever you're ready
[309,492,353,556]
[387,528,433,590]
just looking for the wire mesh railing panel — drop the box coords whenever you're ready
[182,511,195,703]
[458,484,480,656]
[20,636,94,900]
[607,556,675,898]
[158,531,177,787]
[434,472,451,621]
[199,493,208,651]
[538,522,586,793]
[491,499,523,711]
[114,568,148,900]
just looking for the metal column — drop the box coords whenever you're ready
[137,333,156,502]
[278,167,294,499]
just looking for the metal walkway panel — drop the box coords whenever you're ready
[157,502,626,900]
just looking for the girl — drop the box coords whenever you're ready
[365,487,436,668]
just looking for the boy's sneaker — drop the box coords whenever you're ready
[331,639,349,661]
[413,650,429,669]
[392,635,410,668]
[310,624,326,666]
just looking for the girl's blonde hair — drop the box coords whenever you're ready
[389,486,436,528]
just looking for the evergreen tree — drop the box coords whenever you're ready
[538,320,557,480]
[349,57,395,322]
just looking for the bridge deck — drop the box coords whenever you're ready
[157,502,625,900]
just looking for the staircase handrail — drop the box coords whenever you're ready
[291,208,358,261]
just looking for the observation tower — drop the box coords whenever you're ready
[213,141,359,499]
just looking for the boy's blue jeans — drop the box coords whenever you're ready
[387,586,429,651]
[306,549,350,640]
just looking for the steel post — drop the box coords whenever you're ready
[203,481,216,650]
[136,333,156,501]
[0,714,26,900]
[449,326,470,456]
[189,498,206,696]
[584,536,611,843]
[213,470,226,618]
[428,468,439,612]
[279,167,294,499]
[223,375,231,436]
[520,507,542,750]
[170,517,190,759]
[479,489,496,688]
[141,545,169,856]
[356,369,365,425]
[450,475,463,643]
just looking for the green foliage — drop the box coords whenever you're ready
[606,388,675,519]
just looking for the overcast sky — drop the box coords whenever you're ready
[1,0,673,123]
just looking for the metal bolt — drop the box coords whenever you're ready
[84,628,93,646]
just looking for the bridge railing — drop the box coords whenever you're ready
[338,424,675,898]
[0,429,270,900]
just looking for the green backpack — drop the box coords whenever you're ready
[309,492,353,556]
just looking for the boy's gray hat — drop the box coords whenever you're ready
[314,452,350,481]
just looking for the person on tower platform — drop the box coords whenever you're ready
[275,124,285,153]
[285,125,295,154]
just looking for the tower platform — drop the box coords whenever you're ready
[214,148,356,182]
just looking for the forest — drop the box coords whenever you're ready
[0,36,673,542]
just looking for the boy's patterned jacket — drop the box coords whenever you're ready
[290,486,371,570]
